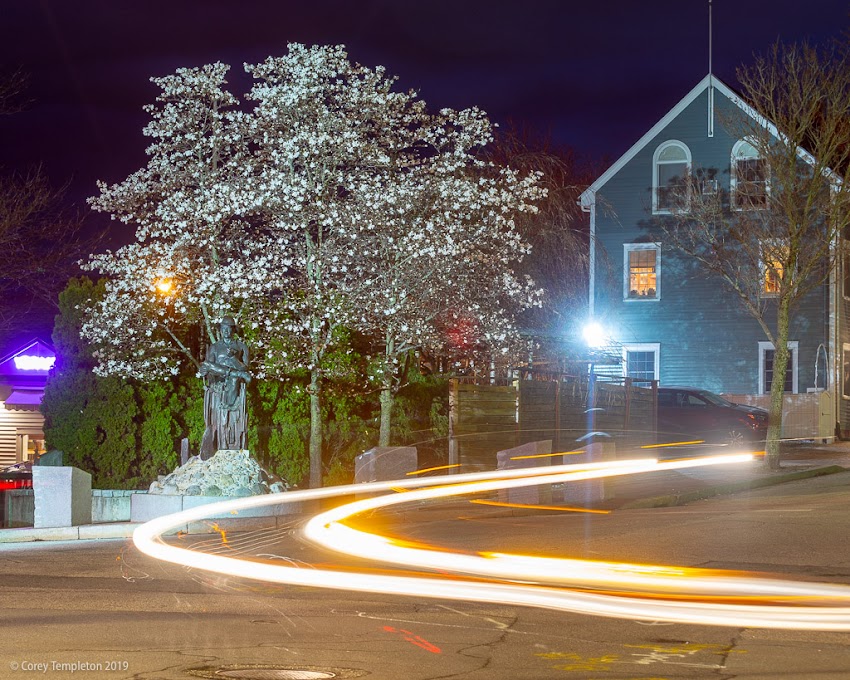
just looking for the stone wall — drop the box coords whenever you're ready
[3,488,143,528]
[92,490,144,523]
[4,489,34,527]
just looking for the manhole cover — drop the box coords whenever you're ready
[187,665,367,680]
[219,672,334,679]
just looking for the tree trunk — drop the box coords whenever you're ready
[378,335,396,448]
[308,364,323,488]
[765,300,791,470]
[378,383,393,447]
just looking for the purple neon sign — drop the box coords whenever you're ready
[13,355,56,371]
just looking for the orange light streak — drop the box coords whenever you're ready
[406,464,461,475]
[383,626,442,653]
[640,440,705,449]
[134,453,850,631]
[511,450,585,460]
[469,499,610,514]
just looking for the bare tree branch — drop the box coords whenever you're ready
[653,41,850,468]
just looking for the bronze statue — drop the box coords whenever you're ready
[199,316,251,459]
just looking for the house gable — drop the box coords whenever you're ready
[580,74,782,209]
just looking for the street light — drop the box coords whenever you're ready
[582,321,609,349]
[154,278,174,295]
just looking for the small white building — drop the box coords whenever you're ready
[0,338,54,467]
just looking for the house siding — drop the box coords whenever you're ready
[0,339,53,467]
[592,85,829,396]
[0,409,44,467]
[840,281,850,435]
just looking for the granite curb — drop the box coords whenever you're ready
[0,522,140,544]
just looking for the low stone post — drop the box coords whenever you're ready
[557,441,617,505]
[496,440,553,505]
[355,447,417,483]
[33,466,92,528]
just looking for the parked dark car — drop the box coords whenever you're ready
[657,387,768,447]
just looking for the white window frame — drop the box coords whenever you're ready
[731,138,768,211]
[843,238,850,301]
[622,343,660,383]
[652,140,691,214]
[758,340,798,395]
[623,243,661,301]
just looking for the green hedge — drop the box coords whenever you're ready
[42,278,450,489]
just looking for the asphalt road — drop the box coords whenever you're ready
[3,472,850,680]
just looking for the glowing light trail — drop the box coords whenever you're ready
[406,464,461,475]
[134,453,850,630]
[469,499,611,514]
[509,449,586,460]
[640,440,705,448]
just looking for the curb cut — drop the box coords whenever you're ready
[618,465,848,510]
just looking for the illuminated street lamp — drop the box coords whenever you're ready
[154,278,174,295]
[582,321,609,349]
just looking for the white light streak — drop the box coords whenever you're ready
[134,453,850,630]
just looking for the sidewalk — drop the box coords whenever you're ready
[2,441,850,545]
[605,441,850,510]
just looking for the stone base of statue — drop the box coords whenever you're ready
[147,449,286,497]
[131,450,297,527]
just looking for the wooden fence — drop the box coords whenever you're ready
[723,391,834,442]
[449,374,657,470]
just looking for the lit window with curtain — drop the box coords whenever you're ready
[760,240,787,297]
[624,244,660,300]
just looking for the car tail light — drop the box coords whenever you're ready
[745,413,767,429]
[0,479,31,491]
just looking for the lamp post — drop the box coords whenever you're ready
[581,321,612,445]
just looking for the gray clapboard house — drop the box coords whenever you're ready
[579,73,846,439]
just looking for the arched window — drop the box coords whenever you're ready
[732,139,767,209]
[653,141,691,213]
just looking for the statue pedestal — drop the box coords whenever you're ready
[148,449,267,497]
[133,449,295,533]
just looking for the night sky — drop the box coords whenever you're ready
[3,0,850,231]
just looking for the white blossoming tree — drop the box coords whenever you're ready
[346,166,543,447]
[245,46,543,454]
[84,44,542,486]
[85,62,279,379]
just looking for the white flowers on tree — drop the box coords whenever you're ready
[83,44,541,487]
[85,62,267,379]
